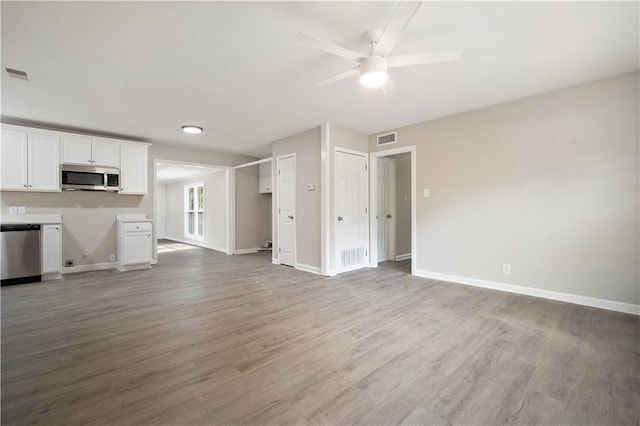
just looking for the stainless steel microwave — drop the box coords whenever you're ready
[61,165,119,192]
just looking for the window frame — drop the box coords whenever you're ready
[184,181,205,241]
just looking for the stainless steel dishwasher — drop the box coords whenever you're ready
[1,224,41,285]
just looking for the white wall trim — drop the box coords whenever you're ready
[272,258,280,265]
[395,253,412,261]
[62,262,118,274]
[234,248,259,255]
[320,122,331,276]
[414,269,640,316]
[295,262,322,275]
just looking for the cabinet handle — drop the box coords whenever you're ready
[147,234,151,237]
[28,184,32,188]
[120,187,124,191]
[337,216,343,221]
[23,184,27,188]
[387,214,392,218]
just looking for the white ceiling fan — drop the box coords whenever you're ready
[296,1,462,92]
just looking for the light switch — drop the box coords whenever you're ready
[423,188,430,198]
[306,184,315,191]
[18,206,26,214]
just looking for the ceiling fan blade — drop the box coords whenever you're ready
[387,50,462,68]
[296,32,366,63]
[381,76,397,94]
[315,68,360,87]
[372,1,422,57]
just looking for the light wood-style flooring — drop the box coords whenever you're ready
[2,243,639,425]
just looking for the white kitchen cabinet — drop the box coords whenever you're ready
[42,224,62,276]
[62,137,120,168]
[259,161,273,194]
[117,220,153,271]
[119,144,148,195]
[0,129,60,192]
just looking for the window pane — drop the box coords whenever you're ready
[198,186,204,210]
[188,212,195,234]
[188,188,194,211]
[198,212,204,236]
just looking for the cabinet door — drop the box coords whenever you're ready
[259,161,272,193]
[92,141,120,167]
[28,133,60,191]
[119,144,148,195]
[42,224,62,274]
[62,137,92,165]
[0,129,28,190]
[123,232,152,265]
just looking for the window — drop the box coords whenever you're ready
[185,182,204,240]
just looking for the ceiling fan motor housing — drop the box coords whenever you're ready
[359,55,389,87]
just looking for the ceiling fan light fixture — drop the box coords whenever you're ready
[182,125,203,134]
[359,56,388,88]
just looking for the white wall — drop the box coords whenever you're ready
[155,183,167,239]
[272,127,321,269]
[164,171,228,251]
[369,72,639,306]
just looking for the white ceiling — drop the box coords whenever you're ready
[2,2,638,156]
[156,162,223,184]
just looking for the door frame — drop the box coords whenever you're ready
[275,153,296,266]
[369,145,416,275]
[377,156,396,262]
[152,159,233,262]
[334,147,370,274]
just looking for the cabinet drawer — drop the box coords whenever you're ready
[123,222,152,233]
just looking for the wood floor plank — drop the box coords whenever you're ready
[2,241,638,425]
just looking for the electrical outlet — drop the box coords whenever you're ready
[9,206,17,215]
[65,259,74,267]
[109,254,116,262]
[503,264,511,274]
[17,206,26,214]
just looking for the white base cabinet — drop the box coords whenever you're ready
[42,224,62,280]
[117,220,153,271]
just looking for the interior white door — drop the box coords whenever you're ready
[377,157,395,262]
[335,150,368,272]
[277,155,295,266]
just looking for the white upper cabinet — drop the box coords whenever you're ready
[119,144,148,195]
[92,140,120,167]
[28,133,61,191]
[1,128,60,192]
[1,130,28,190]
[62,137,120,168]
[259,161,273,194]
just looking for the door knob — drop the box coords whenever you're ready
[337,216,343,221]
[288,215,294,219]
[387,214,392,218]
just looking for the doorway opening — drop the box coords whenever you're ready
[153,160,231,261]
[370,146,416,275]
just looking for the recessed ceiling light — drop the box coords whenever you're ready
[182,125,203,134]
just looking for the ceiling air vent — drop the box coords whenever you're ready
[5,67,28,80]
[377,131,397,146]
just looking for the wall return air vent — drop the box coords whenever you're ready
[5,67,28,80]
[376,131,397,146]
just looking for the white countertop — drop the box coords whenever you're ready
[1,214,62,224]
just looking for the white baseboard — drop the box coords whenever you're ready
[395,253,412,261]
[62,262,118,274]
[295,263,321,275]
[272,258,280,265]
[414,269,640,316]
[42,273,62,281]
[234,248,259,255]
